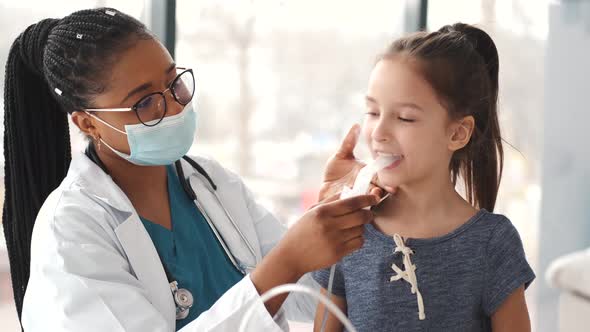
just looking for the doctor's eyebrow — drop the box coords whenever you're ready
[120,62,177,104]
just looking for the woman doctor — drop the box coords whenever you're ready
[2,8,380,332]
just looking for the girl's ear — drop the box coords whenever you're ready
[448,115,475,152]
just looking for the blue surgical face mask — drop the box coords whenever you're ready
[86,104,197,166]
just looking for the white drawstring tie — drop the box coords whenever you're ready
[390,234,426,320]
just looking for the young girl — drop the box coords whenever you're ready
[313,23,535,331]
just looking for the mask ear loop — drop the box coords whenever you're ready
[84,111,127,135]
[85,111,129,155]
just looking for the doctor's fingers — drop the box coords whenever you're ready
[336,225,366,242]
[340,235,365,256]
[307,191,341,210]
[370,175,397,195]
[317,194,378,218]
[324,209,374,230]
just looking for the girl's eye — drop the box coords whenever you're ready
[399,117,415,123]
[365,111,379,117]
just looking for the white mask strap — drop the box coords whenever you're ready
[84,111,127,135]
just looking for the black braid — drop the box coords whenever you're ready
[2,7,152,323]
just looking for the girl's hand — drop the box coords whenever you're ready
[319,124,395,202]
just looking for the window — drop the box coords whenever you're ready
[176,0,407,225]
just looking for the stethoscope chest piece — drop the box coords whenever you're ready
[170,281,194,320]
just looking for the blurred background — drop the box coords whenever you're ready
[1,1,589,331]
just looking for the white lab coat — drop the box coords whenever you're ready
[21,153,319,331]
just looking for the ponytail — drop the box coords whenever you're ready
[3,19,71,320]
[454,23,503,212]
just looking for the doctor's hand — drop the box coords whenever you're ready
[279,193,378,275]
[318,124,395,202]
[250,194,378,316]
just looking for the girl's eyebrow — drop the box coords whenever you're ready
[365,95,423,111]
[365,95,378,105]
[393,102,423,111]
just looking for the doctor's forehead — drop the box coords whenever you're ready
[100,37,175,105]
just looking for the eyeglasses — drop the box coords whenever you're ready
[85,67,195,127]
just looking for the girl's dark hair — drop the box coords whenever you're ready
[2,7,152,320]
[382,23,503,211]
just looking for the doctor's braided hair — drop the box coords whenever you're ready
[3,8,152,322]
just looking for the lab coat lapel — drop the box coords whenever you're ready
[178,158,261,268]
[73,154,177,328]
[115,213,176,328]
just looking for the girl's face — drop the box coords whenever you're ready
[362,58,472,189]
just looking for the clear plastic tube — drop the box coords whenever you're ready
[238,283,357,332]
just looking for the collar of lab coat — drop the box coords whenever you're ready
[68,153,212,215]
[70,153,261,263]
[69,153,261,281]
[68,153,133,214]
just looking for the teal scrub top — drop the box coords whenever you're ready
[140,165,243,330]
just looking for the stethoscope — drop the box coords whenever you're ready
[85,144,258,320]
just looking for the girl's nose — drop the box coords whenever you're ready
[371,118,392,143]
